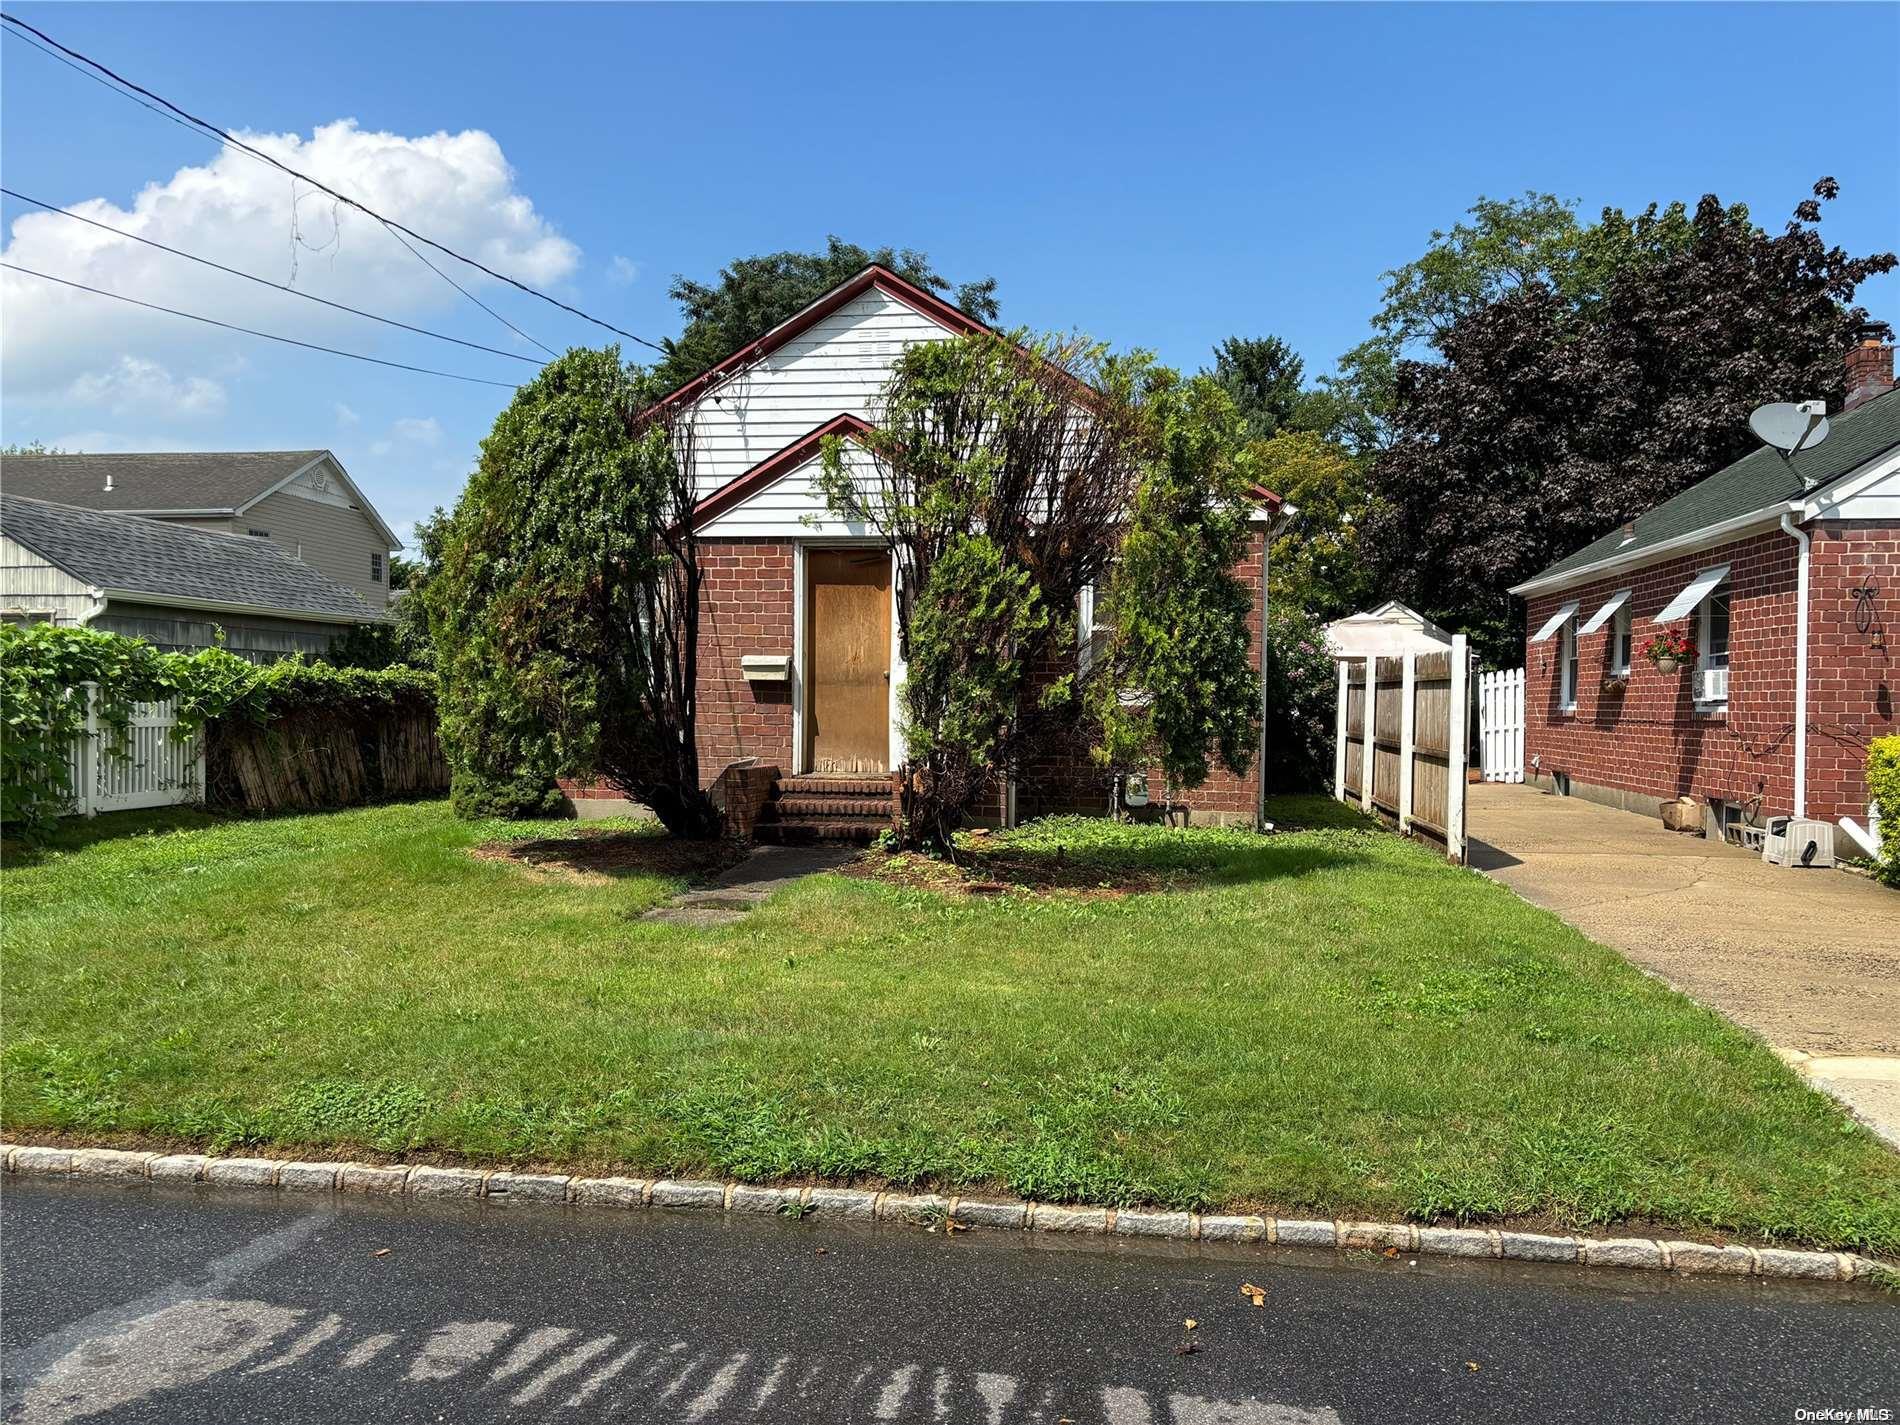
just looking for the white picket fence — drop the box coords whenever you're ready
[1477,667,1526,783]
[63,684,202,816]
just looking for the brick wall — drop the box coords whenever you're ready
[1522,522,1897,823]
[695,539,798,784]
[574,528,1272,826]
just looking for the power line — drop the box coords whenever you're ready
[0,186,545,366]
[2,262,523,389]
[0,11,669,356]
[380,223,557,359]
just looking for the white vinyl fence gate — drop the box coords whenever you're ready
[63,684,203,816]
[1477,667,1526,784]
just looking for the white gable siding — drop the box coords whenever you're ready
[687,287,952,497]
[1811,447,1900,520]
[0,534,100,623]
[700,446,884,538]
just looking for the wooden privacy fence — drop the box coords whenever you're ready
[1334,636,1471,862]
[1478,667,1526,783]
[64,685,201,816]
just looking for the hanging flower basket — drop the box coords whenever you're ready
[1642,629,1695,676]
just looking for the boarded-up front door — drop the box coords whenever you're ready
[806,549,891,775]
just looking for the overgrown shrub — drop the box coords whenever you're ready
[1,624,174,841]
[1260,604,1339,794]
[1869,736,1900,886]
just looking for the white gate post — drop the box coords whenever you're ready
[1447,635,1470,863]
[1398,653,1416,832]
[1359,656,1376,815]
[1513,666,1525,785]
[1334,659,1349,803]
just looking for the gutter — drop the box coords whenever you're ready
[1253,502,1299,831]
[1507,503,1798,597]
[1778,512,1812,818]
[99,588,374,625]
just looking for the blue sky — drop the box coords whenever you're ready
[4,2,1895,544]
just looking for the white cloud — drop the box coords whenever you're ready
[334,402,360,426]
[607,255,639,287]
[66,356,226,419]
[1,120,580,400]
[369,414,445,456]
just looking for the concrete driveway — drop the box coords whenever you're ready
[1467,782,1900,1146]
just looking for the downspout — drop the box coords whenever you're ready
[1255,504,1297,831]
[1778,510,1811,818]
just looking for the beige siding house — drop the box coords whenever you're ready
[0,493,376,661]
[0,450,399,609]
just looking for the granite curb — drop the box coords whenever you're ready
[4,1143,1884,1285]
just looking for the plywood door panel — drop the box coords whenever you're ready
[806,549,891,775]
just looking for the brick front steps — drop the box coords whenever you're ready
[756,775,894,845]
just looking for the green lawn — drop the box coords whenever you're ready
[3,798,1895,1253]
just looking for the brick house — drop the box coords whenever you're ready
[1507,340,1899,843]
[562,265,1290,838]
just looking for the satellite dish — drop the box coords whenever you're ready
[1749,400,1830,454]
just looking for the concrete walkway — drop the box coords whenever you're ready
[642,844,857,927]
[1467,782,1900,1147]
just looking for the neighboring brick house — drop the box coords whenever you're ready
[565,264,1289,837]
[1507,341,1899,842]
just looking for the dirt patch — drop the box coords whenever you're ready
[842,843,1194,900]
[472,831,748,885]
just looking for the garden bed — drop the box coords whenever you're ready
[471,825,747,884]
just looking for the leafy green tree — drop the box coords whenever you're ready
[427,348,721,834]
[656,236,999,390]
[1095,375,1260,791]
[1245,430,1373,621]
[1208,335,1305,443]
[1365,180,1896,663]
[1259,603,1338,794]
[821,331,1258,844]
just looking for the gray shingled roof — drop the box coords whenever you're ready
[1,494,375,622]
[0,450,329,514]
[1520,386,1900,589]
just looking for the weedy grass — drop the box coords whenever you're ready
[3,798,1895,1252]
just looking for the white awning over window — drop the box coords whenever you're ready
[1578,588,1632,635]
[1652,564,1729,624]
[1529,600,1579,644]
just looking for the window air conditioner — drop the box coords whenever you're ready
[1694,667,1728,702]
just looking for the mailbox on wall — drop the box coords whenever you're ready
[740,654,792,683]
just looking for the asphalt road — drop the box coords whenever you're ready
[1,1177,1893,1424]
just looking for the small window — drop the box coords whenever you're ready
[370,551,385,584]
[247,528,271,539]
[1610,605,1632,676]
[1697,581,1731,707]
[1559,616,1579,711]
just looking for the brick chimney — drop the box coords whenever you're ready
[1844,322,1895,411]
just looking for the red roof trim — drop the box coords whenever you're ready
[1246,482,1285,517]
[692,413,874,526]
[654,265,993,416]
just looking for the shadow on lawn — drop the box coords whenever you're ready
[849,830,1379,899]
[1,805,229,868]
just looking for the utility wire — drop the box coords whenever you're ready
[2,262,522,389]
[0,186,545,366]
[379,222,557,359]
[0,12,669,356]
